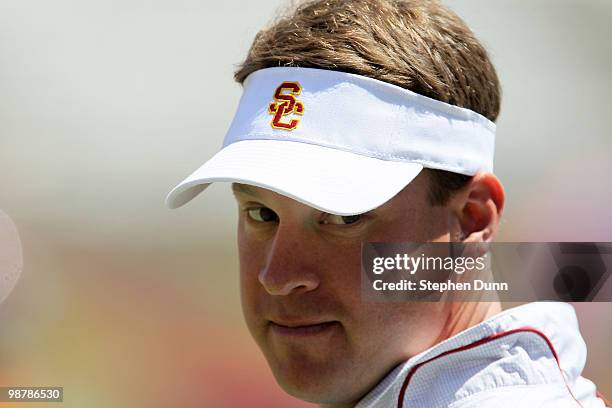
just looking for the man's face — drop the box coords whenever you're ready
[233,172,457,406]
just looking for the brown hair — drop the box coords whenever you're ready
[235,0,501,205]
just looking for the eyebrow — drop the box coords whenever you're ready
[231,183,260,197]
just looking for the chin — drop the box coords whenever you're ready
[266,354,352,404]
[277,379,353,407]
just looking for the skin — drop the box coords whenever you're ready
[232,171,505,407]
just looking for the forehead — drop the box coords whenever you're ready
[231,182,319,213]
[231,183,264,197]
[231,183,289,203]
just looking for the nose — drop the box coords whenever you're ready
[258,223,321,296]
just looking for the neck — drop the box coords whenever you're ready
[436,301,502,342]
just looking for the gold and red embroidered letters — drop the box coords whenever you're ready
[268,81,304,131]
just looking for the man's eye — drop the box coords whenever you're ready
[321,214,362,225]
[247,207,279,222]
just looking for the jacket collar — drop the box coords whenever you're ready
[355,302,588,407]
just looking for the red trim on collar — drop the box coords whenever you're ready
[396,327,583,408]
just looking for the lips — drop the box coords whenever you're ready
[269,320,340,336]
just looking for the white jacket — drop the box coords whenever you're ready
[356,302,608,408]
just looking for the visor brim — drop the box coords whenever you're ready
[166,140,423,216]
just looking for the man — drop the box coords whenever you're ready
[167,0,608,406]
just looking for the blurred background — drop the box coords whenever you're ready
[0,0,611,406]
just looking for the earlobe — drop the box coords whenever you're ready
[455,172,505,243]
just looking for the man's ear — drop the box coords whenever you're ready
[451,172,505,243]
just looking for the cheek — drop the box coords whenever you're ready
[370,206,452,242]
[237,229,267,333]
[237,219,267,285]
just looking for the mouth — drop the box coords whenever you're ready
[269,320,341,337]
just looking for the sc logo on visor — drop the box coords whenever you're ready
[268,81,304,131]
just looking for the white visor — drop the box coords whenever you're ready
[166,67,495,215]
